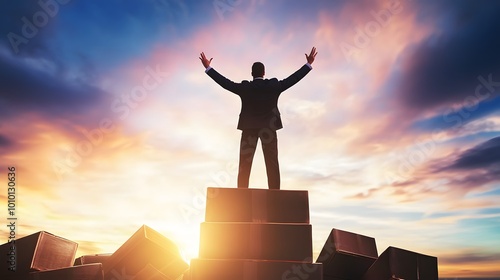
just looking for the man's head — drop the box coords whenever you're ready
[251,62,265,78]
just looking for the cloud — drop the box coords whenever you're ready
[393,1,500,112]
[440,251,500,265]
[438,250,500,278]
[447,136,500,170]
[0,52,108,120]
[337,1,500,158]
[348,137,500,205]
[411,96,500,132]
[0,57,120,158]
[0,134,12,147]
[2,1,500,276]
[0,1,55,56]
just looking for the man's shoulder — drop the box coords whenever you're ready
[251,78,279,85]
[262,78,279,84]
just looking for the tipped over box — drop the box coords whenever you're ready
[361,246,438,280]
[102,225,188,280]
[317,228,378,280]
[29,263,103,280]
[0,231,78,280]
[74,254,112,266]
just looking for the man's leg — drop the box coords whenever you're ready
[261,129,280,190]
[237,129,258,188]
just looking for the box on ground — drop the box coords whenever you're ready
[322,276,345,280]
[29,263,103,280]
[361,246,438,280]
[102,225,188,280]
[317,228,378,280]
[132,264,168,280]
[74,254,112,266]
[0,231,78,280]
[205,187,309,223]
[199,222,312,261]
[190,258,322,280]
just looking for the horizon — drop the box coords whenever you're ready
[1,0,499,278]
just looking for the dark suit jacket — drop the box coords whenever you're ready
[206,64,312,130]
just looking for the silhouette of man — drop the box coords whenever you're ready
[199,47,317,190]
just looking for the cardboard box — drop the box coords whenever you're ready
[0,231,78,280]
[323,276,344,280]
[361,246,438,280]
[317,228,378,279]
[190,258,323,280]
[74,254,112,266]
[199,222,312,261]
[102,225,188,280]
[132,264,168,280]
[29,263,103,280]
[205,187,309,223]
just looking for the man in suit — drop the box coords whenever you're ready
[199,47,317,190]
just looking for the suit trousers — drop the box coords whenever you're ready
[237,128,280,189]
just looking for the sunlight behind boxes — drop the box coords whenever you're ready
[191,187,323,280]
[103,225,188,280]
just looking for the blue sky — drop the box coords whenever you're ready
[1,0,499,277]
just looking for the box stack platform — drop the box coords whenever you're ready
[188,187,323,280]
[1,187,440,279]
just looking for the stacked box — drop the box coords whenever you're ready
[29,263,103,280]
[317,228,378,280]
[190,187,322,280]
[190,258,323,280]
[0,231,78,280]
[199,222,312,260]
[74,254,112,266]
[205,187,309,223]
[102,225,188,280]
[361,246,438,280]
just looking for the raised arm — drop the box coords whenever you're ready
[199,52,212,68]
[199,52,242,94]
[279,47,317,92]
[305,46,318,65]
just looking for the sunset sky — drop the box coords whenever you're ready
[1,0,499,278]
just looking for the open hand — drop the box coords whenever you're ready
[199,52,213,68]
[305,47,318,64]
